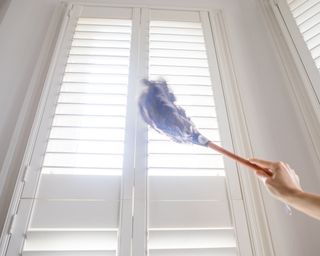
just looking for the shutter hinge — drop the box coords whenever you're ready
[8,214,17,235]
[67,4,75,18]
[21,165,30,182]
[131,215,134,238]
[0,234,10,256]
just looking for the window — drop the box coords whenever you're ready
[288,0,320,72]
[273,0,320,100]
[1,5,252,256]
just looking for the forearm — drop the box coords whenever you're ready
[286,190,320,220]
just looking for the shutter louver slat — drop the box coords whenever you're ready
[288,0,320,73]
[74,32,131,41]
[149,176,228,201]
[76,24,131,33]
[38,175,121,199]
[148,141,219,154]
[63,73,129,83]
[150,67,210,76]
[72,39,131,48]
[70,47,130,56]
[57,93,127,105]
[150,57,208,67]
[55,103,127,115]
[49,127,125,141]
[43,153,123,168]
[68,55,130,65]
[24,231,118,251]
[147,18,237,255]
[149,201,232,229]
[149,34,205,43]
[148,248,237,256]
[42,167,122,176]
[65,64,129,74]
[30,201,119,229]
[60,84,128,94]
[149,229,236,249]
[78,18,131,25]
[47,140,124,154]
[150,41,206,50]
[148,154,224,168]
[22,17,132,255]
[52,115,126,128]
[23,252,116,256]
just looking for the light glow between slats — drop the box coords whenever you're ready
[22,17,132,255]
[288,0,320,71]
[147,19,237,256]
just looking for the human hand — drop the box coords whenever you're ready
[249,159,303,203]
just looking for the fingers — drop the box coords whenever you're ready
[249,158,277,169]
[284,163,291,169]
[255,169,269,178]
[255,170,270,183]
[295,174,301,187]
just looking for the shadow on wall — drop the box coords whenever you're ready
[0,0,11,24]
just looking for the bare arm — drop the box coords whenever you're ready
[249,159,320,220]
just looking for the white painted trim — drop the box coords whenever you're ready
[131,7,149,256]
[69,0,211,12]
[208,10,275,256]
[201,11,253,256]
[0,2,71,253]
[118,7,140,256]
[258,0,320,180]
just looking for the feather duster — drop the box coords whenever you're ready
[138,79,272,176]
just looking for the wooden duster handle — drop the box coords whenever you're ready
[207,141,273,176]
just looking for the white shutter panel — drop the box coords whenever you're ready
[147,12,238,256]
[10,7,133,255]
[287,0,320,71]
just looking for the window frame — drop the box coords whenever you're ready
[271,0,320,103]
[0,3,275,256]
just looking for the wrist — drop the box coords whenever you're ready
[283,188,304,204]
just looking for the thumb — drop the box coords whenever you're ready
[256,169,270,178]
[249,158,276,169]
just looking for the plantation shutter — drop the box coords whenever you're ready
[145,9,250,256]
[272,0,320,98]
[24,19,131,256]
[3,6,136,256]
[287,0,320,72]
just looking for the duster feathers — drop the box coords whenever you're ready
[138,79,209,146]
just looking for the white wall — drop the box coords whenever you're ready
[226,1,320,255]
[0,0,59,239]
[0,0,320,255]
